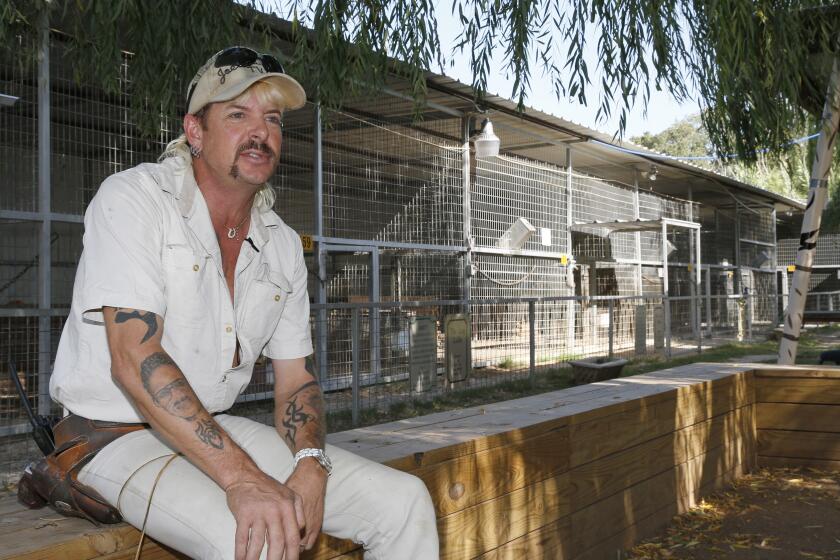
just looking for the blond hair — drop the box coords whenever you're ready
[160,80,291,211]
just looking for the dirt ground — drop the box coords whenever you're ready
[628,468,840,560]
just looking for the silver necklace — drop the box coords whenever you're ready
[226,214,249,239]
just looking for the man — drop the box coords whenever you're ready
[49,47,439,560]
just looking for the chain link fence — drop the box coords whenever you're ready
[1,291,786,485]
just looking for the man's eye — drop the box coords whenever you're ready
[267,116,283,127]
[229,112,245,119]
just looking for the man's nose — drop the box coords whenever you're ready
[249,116,269,141]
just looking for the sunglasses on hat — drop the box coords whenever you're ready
[186,47,286,111]
[214,47,285,74]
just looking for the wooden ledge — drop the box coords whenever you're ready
[3,362,837,559]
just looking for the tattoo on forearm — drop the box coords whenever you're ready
[139,351,223,450]
[140,352,177,393]
[289,380,319,398]
[195,418,224,449]
[150,378,199,420]
[115,309,159,344]
[282,396,313,447]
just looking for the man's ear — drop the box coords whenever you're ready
[183,113,204,150]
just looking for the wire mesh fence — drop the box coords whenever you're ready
[0,291,788,485]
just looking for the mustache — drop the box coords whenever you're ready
[235,140,275,159]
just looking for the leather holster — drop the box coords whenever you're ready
[17,414,147,524]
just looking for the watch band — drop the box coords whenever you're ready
[293,448,333,476]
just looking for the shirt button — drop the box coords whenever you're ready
[274,295,281,302]
[225,326,232,333]
[193,264,199,271]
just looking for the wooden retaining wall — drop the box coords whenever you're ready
[5,363,840,560]
[755,365,840,470]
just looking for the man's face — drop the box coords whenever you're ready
[191,89,284,189]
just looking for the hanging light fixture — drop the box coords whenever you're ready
[474,118,500,158]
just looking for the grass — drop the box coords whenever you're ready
[228,327,840,434]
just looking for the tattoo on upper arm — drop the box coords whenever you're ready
[139,351,224,450]
[304,355,317,377]
[114,309,159,344]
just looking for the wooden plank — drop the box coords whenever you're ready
[757,402,840,432]
[472,517,572,560]
[570,438,750,556]
[569,374,753,467]
[754,365,840,379]
[758,429,840,461]
[0,523,179,560]
[758,455,840,471]
[329,364,754,469]
[572,461,744,560]
[569,407,752,511]
[412,423,568,517]
[436,472,572,560]
[757,377,840,405]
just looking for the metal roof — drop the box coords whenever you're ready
[397,72,807,214]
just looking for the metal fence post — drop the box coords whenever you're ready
[664,297,672,358]
[746,292,753,340]
[528,300,536,385]
[351,308,360,427]
[37,14,52,416]
[608,299,614,360]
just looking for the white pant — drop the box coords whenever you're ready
[78,415,439,559]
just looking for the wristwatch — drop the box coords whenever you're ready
[293,448,333,476]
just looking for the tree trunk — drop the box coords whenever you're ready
[778,58,840,364]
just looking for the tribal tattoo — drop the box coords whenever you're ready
[195,418,224,449]
[114,309,159,344]
[281,395,313,447]
[280,379,326,448]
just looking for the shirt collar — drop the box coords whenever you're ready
[156,156,281,250]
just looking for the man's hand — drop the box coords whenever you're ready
[225,474,306,560]
[285,459,328,550]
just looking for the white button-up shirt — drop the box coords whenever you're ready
[50,156,313,422]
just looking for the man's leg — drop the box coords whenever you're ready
[78,415,438,559]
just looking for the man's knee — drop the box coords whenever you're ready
[390,472,436,529]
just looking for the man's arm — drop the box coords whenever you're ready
[105,307,305,560]
[273,356,328,550]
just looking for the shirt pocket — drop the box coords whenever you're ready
[242,265,292,348]
[162,244,209,326]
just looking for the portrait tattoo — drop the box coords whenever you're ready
[195,418,224,449]
[140,352,177,395]
[281,395,313,447]
[114,309,159,344]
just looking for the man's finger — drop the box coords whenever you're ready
[234,519,250,560]
[294,494,306,529]
[266,520,286,560]
[245,523,267,560]
[281,505,302,560]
